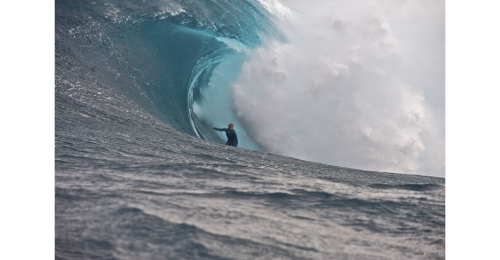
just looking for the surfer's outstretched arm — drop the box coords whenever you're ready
[212,127,227,131]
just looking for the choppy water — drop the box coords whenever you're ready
[55,98,444,259]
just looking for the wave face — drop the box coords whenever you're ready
[56,0,286,149]
[55,0,445,259]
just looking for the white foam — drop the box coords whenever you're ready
[231,0,445,176]
[156,3,186,19]
[215,37,249,53]
[255,0,293,21]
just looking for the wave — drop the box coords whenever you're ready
[56,0,286,149]
[230,0,445,175]
[369,183,442,192]
[56,0,444,177]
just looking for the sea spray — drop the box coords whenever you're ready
[231,0,445,175]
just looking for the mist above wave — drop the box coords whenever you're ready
[231,0,444,176]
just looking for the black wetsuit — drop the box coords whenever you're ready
[214,128,238,147]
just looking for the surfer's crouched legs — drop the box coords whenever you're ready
[225,141,238,147]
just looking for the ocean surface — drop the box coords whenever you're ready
[55,0,445,259]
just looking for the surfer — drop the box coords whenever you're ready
[212,123,238,147]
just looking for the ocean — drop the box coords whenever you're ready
[55,0,445,259]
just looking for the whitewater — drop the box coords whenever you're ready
[55,0,445,259]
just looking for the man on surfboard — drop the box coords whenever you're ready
[212,123,238,147]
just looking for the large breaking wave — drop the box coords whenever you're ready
[231,0,445,175]
[56,0,444,175]
[56,0,284,148]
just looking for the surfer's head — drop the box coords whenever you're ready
[228,123,234,131]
